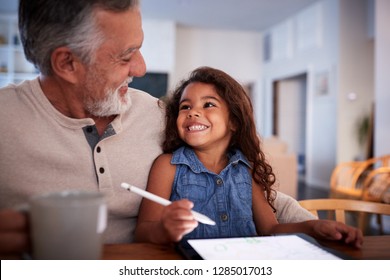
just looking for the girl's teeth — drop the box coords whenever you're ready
[188,125,207,131]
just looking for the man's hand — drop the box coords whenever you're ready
[0,209,30,259]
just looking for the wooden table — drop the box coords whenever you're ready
[103,235,390,260]
[318,235,390,260]
[103,242,182,260]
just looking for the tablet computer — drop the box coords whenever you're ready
[176,234,350,260]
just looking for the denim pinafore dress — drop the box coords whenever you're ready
[170,146,257,239]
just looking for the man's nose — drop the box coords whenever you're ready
[128,50,146,77]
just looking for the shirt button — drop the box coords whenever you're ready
[96,146,101,153]
[220,214,228,221]
[99,167,105,174]
[216,178,223,185]
[86,126,93,133]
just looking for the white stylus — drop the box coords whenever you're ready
[121,182,216,226]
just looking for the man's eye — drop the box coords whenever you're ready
[121,54,133,63]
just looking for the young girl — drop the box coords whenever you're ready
[135,67,362,247]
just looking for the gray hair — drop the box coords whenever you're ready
[18,0,140,76]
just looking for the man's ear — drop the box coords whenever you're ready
[50,47,82,84]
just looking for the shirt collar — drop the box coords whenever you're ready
[171,146,251,174]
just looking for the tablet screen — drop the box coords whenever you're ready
[178,234,344,260]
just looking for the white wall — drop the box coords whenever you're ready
[260,0,374,188]
[261,0,340,188]
[172,26,262,92]
[374,0,390,157]
[338,0,374,162]
[141,20,176,78]
[142,23,264,99]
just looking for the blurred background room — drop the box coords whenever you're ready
[1,0,389,234]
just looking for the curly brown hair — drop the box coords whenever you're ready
[163,66,276,208]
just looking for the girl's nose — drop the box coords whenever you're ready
[187,110,200,118]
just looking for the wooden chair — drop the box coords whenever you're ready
[330,155,390,200]
[298,198,390,234]
[361,166,390,203]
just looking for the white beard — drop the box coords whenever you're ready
[85,77,133,117]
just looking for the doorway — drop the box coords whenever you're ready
[273,73,307,177]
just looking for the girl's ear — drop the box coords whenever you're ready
[229,120,237,132]
[50,47,83,84]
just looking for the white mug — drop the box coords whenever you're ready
[29,190,107,260]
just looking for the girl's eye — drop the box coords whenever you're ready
[204,102,216,108]
[179,104,191,110]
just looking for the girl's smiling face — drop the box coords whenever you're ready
[177,82,235,152]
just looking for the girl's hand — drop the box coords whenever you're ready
[160,199,198,242]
